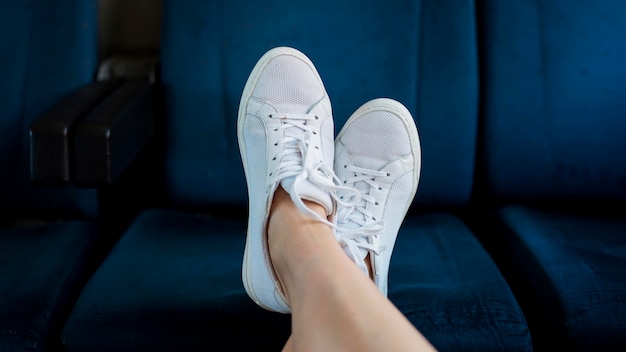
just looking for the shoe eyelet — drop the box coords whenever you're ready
[343,180,347,184]
[269,172,273,176]
[344,165,347,168]
[272,157,276,161]
[315,146,319,149]
[378,187,382,190]
[269,114,273,118]
[386,173,391,177]
[372,217,377,221]
[314,116,319,120]
[313,131,317,135]
[375,202,379,205]
[274,142,278,146]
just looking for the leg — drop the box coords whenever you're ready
[269,187,435,352]
[237,47,432,350]
[282,335,294,352]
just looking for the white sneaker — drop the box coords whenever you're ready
[237,47,341,313]
[334,98,421,296]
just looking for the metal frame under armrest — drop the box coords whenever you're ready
[30,80,121,184]
[73,79,156,187]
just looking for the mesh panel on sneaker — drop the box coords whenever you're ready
[340,112,411,170]
[252,55,324,114]
[335,98,420,292]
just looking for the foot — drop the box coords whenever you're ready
[237,47,339,313]
[334,98,422,295]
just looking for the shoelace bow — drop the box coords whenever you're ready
[337,164,387,274]
[268,113,358,226]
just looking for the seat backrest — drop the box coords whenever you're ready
[160,0,478,210]
[478,0,626,204]
[0,0,99,218]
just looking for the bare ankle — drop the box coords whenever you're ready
[267,187,336,304]
[365,253,374,281]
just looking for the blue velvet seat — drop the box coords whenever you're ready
[62,0,531,350]
[0,1,102,350]
[62,209,291,351]
[477,0,626,350]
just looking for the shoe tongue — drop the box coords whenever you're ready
[340,155,383,230]
[342,245,369,274]
[338,190,371,263]
[281,176,333,216]
[277,103,335,216]
[340,195,368,230]
[282,126,304,163]
[340,216,370,264]
[343,238,369,262]
[338,155,386,263]
[276,101,310,155]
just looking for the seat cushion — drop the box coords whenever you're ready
[160,0,478,208]
[0,220,101,351]
[390,214,531,351]
[62,209,530,351]
[61,209,291,351]
[488,206,626,350]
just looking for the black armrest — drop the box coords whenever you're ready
[73,79,156,186]
[30,80,121,184]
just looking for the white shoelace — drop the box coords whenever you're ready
[268,113,358,226]
[336,165,387,274]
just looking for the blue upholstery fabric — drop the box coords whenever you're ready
[0,221,101,351]
[478,0,626,350]
[0,1,103,351]
[391,214,531,351]
[62,210,291,351]
[160,0,478,208]
[0,0,99,217]
[479,0,626,202]
[62,210,531,351]
[489,206,626,351]
[62,0,534,350]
